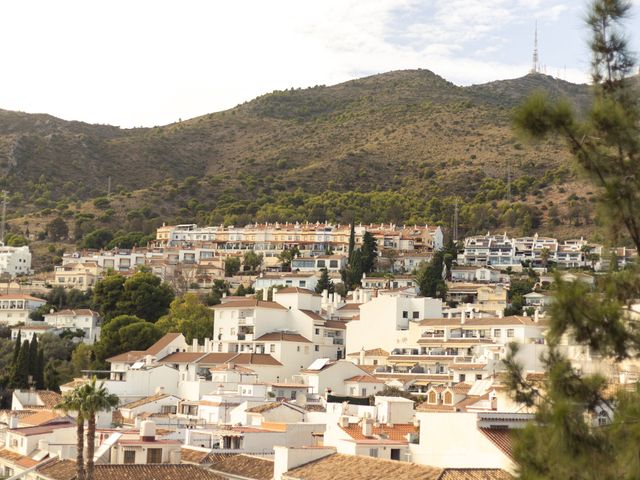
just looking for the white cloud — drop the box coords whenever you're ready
[0,0,621,126]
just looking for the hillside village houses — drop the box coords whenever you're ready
[2,281,639,480]
[0,244,32,278]
[4,227,640,479]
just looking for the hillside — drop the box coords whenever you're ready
[0,69,613,259]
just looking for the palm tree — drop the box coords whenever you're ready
[55,388,86,480]
[79,377,119,480]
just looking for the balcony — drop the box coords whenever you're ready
[333,338,344,345]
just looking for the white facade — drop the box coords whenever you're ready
[43,309,102,344]
[0,245,32,277]
[346,293,443,354]
[0,295,46,326]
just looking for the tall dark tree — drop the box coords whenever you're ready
[506,2,640,478]
[11,340,30,388]
[35,350,45,389]
[27,336,39,380]
[360,231,378,274]
[315,268,335,294]
[12,330,21,365]
[415,252,447,299]
[348,223,356,261]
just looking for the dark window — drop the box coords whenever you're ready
[147,448,162,464]
[123,450,136,464]
[402,311,408,318]
[412,311,420,319]
[391,449,401,460]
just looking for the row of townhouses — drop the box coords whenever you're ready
[459,232,637,270]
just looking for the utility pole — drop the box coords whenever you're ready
[0,191,7,244]
[453,199,459,243]
[107,176,112,197]
[506,159,512,203]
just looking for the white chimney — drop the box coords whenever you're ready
[204,338,210,352]
[534,309,540,323]
[359,347,365,365]
[460,311,466,325]
[140,420,156,440]
[362,418,373,437]
[339,416,349,428]
[8,415,18,429]
[192,338,198,352]
[498,309,504,319]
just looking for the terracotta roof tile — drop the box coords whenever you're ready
[121,393,175,410]
[284,453,442,480]
[145,332,182,355]
[479,428,514,459]
[180,447,236,465]
[213,299,286,310]
[255,332,311,343]
[340,422,417,442]
[37,460,225,480]
[106,350,146,363]
[438,469,513,479]
[20,410,65,426]
[36,390,64,409]
[347,348,389,357]
[275,287,320,296]
[0,448,39,468]
[344,375,385,384]
[227,353,283,366]
[160,352,207,363]
[209,454,274,480]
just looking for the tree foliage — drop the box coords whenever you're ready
[506,2,640,478]
[91,272,173,322]
[315,268,335,294]
[156,293,214,344]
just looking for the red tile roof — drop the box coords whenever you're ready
[479,428,514,459]
[340,422,417,442]
[212,299,286,310]
[209,454,273,480]
[344,375,385,384]
[37,460,225,480]
[255,332,311,343]
[145,332,182,355]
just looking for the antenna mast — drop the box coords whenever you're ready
[531,21,540,74]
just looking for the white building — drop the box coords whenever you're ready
[0,295,47,326]
[43,309,102,344]
[0,245,32,277]
[346,292,443,354]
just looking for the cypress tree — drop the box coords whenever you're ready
[11,340,30,389]
[12,330,21,366]
[36,350,45,389]
[360,231,378,274]
[348,223,355,261]
[27,336,39,380]
[315,268,335,294]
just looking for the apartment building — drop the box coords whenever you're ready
[155,222,444,254]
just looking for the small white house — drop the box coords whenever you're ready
[43,309,102,344]
[0,245,32,277]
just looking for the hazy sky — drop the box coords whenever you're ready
[1,0,638,127]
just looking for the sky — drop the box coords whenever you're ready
[0,0,638,128]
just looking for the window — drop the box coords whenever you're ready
[402,311,408,318]
[476,374,482,380]
[297,346,301,352]
[147,448,162,464]
[362,388,367,396]
[317,260,326,267]
[330,260,338,268]
[123,450,136,464]
[459,373,466,382]
[493,329,501,337]
[270,344,275,353]
[507,329,514,338]
[231,328,236,335]
[300,281,306,287]
[412,311,420,319]
[315,345,319,352]
[369,448,379,458]
[315,328,320,335]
